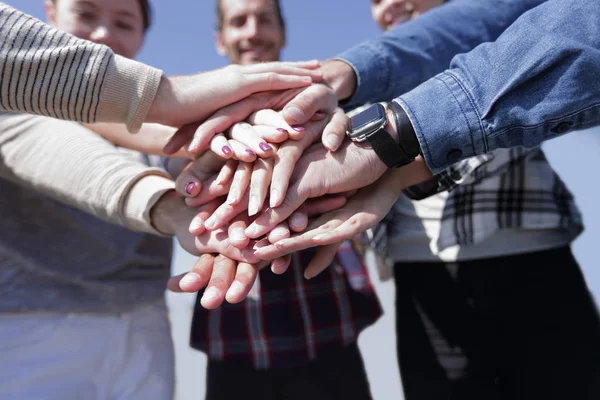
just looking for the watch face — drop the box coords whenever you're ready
[348,104,386,141]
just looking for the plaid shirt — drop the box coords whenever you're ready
[360,101,582,268]
[190,241,382,369]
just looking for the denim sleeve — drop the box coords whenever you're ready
[336,0,545,109]
[398,0,600,173]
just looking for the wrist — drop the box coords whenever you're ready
[320,60,357,102]
[150,190,186,236]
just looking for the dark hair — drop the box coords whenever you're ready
[52,0,152,32]
[215,0,285,31]
[138,0,152,32]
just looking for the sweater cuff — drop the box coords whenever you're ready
[96,55,163,133]
[121,173,175,236]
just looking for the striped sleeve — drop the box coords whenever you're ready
[0,3,162,132]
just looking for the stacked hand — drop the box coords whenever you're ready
[154,62,433,308]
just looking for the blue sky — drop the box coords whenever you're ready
[14,0,600,301]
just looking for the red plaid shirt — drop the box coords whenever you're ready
[190,242,382,369]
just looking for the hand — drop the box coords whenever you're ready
[150,191,259,264]
[244,139,389,239]
[165,83,341,155]
[147,61,322,129]
[253,158,434,275]
[167,253,268,309]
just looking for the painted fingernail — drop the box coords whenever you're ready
[189,216,204,233]
[277,128,288,134]
[185,182,196,195]
[259,142,272,152]
[245,149,256,156]
[292,126,305,132]
[222,146,232,155]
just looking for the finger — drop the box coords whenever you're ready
[304,195,348,216]
[288,210,308,232]
[225,262,259,304]
[204,192,249,231]
[228,122,275,157]
[249,157,274,217]
[243,61,322,78]
[282,84,337,126]
[271,254,292,275]
[201,254,237,309]
[226,162,252,206]
[269,141,303,208]
[322,108,348,152]
[209,132,234,159]
[185,160,237,207]
[267,222,291,244]
[167,253,215,293]
[228,218,250,249]
[247,109,303,141]
[188,200,220,235]
[163,122,198,155]
[245,180,306,239]
[229,139,257,162]
[304,242,343,279]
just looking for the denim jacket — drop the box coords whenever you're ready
[338,0,600,173]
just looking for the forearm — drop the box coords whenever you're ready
[0,112,173,233]
[398,0,600,173]
[0,3,162,132]
[332,0,545,108]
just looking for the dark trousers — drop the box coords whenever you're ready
[205,342,372,400]
[394,246,600,400]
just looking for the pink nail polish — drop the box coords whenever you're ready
[292,126,305,132]
[277,128,288,134]
[246,149,256,156]
[315,111,326,117]
[259,142,272,152]
[185,182,196,195]
[222,146,232,155]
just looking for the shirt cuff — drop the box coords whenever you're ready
[335,42,390,109]
[121,173,175,236]
[96,54,163,133]
[396,71,487,174]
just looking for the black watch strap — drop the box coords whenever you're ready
[389,101,421,158]
[368,127,413,168]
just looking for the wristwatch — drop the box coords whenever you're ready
[346,102,420,168]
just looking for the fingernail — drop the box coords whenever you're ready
[227,281,244,298]
[283,106,304,124]
[180,273,201,290]
[292,125,305,132]
[189,137,200,151]
[189,216,203,232]
[226,192,237,205]
[248,194,259,216]
[205,215,216,230]
[315,111,327,118]
[324,134,343,150]
[245,149,256,156]
[185,182,196,195]
[245,224,257,237]
[231,228,247,242]
[290,213,307,229]
[304,271,314,280]
[270,189,280,208]
[277,128,288,134]
[259,142,272,152]
[222,146,232,155]
[202,287,219,302]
